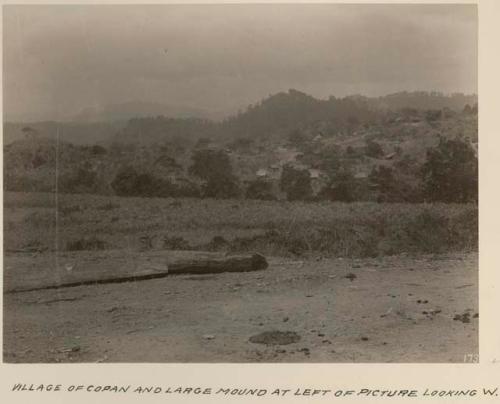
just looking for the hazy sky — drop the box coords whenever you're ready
[3,4,477,122]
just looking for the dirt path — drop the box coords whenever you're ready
[3,252,477,363]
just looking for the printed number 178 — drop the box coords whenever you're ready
[464,354,479,363]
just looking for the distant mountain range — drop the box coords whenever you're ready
[71,101,219,123]
[4,90,477,146]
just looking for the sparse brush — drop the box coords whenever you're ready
[6,192,477,258]
[206,235,229,251]
[139,234,155,251]
[163,236,191,250]
[66,237,108,251]
[96,202,120,211]
[59,205,83,215]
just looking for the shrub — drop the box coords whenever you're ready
[111,167,177,198]
[245,179,276,200]
[288,129,308,146]
[59,167,98,194]
[421,137,478,203]
[319,168,358,202]
[139,234,155,251]
[96,202,120,211]
[365,140,384,158]
[368,166,419,202]
[203,177,240,199]
[280,165,313,201]
[206,235,229,251]
[163,236,191,250]
[59,205,83,215]
[66,236,108,251]
[402,210,452,254]
[90,145,107,155]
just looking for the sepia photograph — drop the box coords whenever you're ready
[3,3,478,363]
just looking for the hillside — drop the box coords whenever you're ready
[108,90,477,145]
[3,90,477,147]
[3,89,477,203]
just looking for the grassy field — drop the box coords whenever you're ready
[4,192,477,258]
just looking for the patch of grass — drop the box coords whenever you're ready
[224,208,477,258]
[96,202,120,211]
[205,235,229,251]
[66,236,108,251]
[163,236,192,250]
[59,205,83,215]
[6,192,478,258]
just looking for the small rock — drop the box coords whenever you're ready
[453,313,471,323]
[283,317,289,322]
[361,337,369,341]
[203,334,215,340]
[345,273,357,281]
[298,347,310,355]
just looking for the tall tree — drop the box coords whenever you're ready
[189,149,240,198]
[421,137,477,203]
[280,165,312,201]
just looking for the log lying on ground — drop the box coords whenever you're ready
[5,251,268,293]
[167,253,268,275]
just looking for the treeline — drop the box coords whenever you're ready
[4,134,477,204]
[107,137,477,203]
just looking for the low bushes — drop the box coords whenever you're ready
[6,191,477,258]
[217,207,478,258]
[66,236,108,251]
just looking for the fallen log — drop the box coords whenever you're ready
[5,251,268,293]
[167,253,268,275]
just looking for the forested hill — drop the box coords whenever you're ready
[4,90,477,146]
[113,90,477,144]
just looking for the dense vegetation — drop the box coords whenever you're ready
[4,90,478,204]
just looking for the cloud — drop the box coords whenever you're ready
[3,4,477,121]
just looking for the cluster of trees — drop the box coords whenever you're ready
[110,166,200,198]
[5,129,476,204]
[108,137,477,204]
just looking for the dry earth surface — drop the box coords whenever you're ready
[3,251,477,363]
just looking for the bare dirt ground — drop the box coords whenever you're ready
[3,251,477,363]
